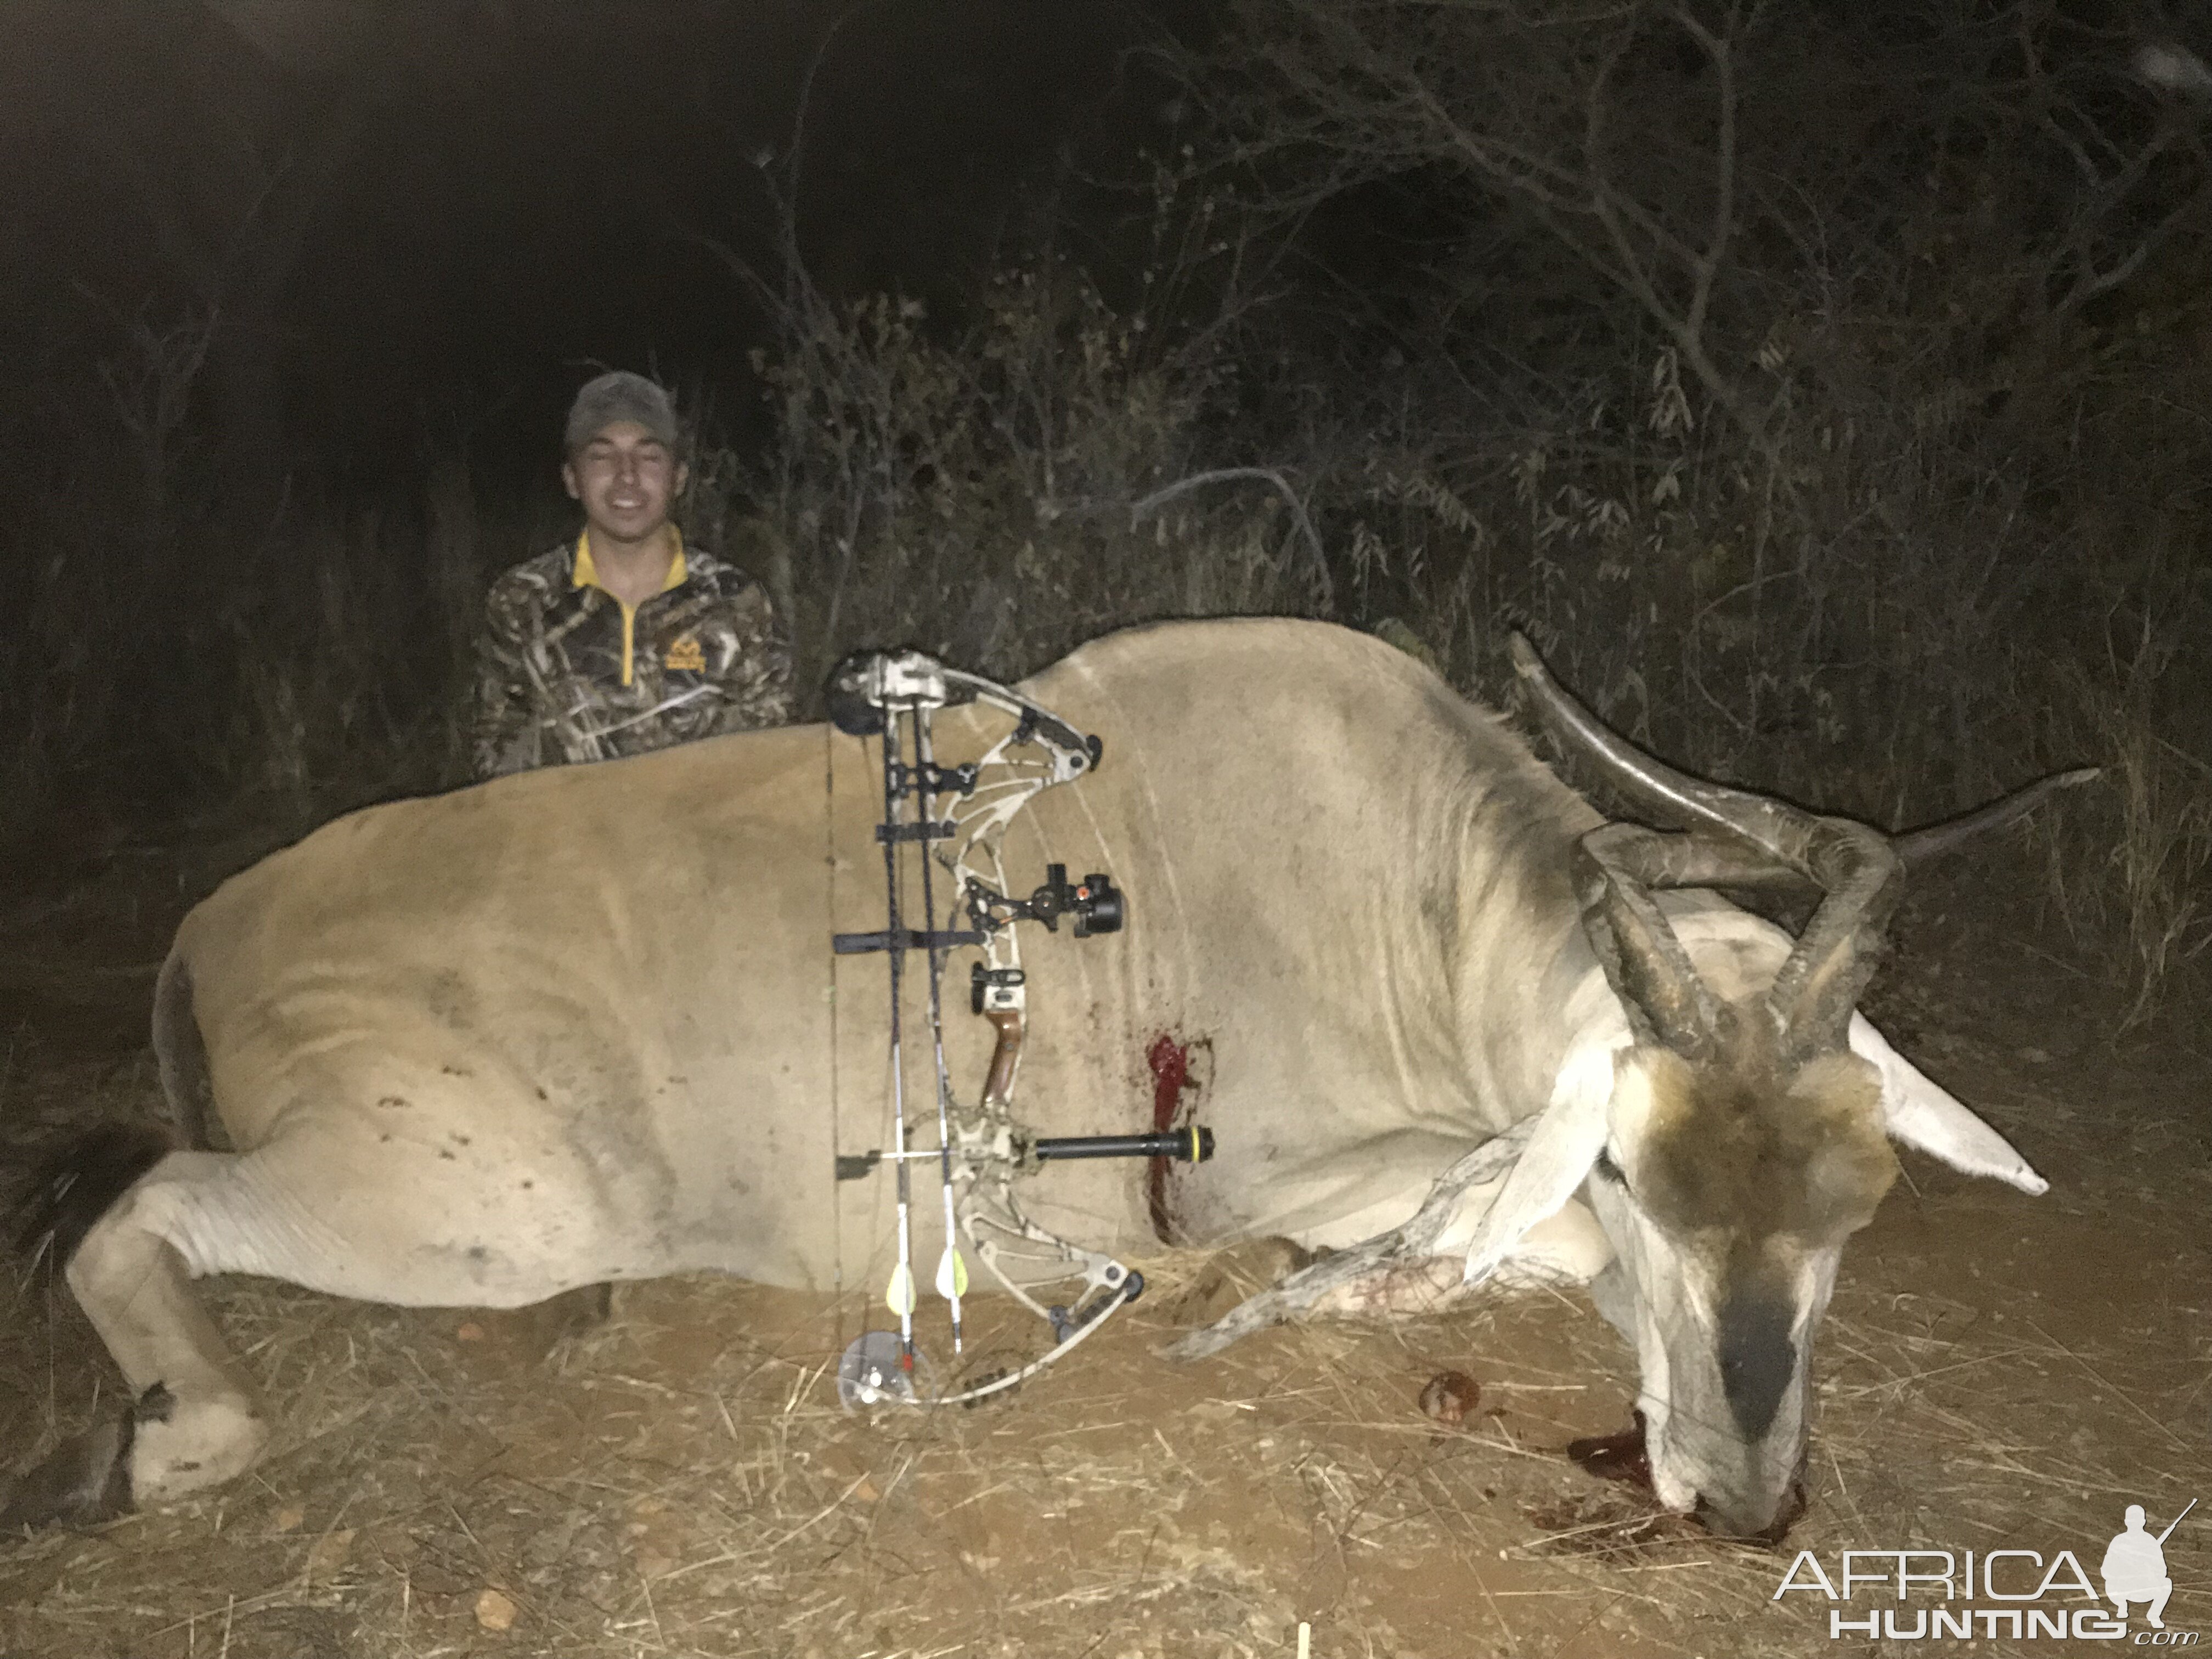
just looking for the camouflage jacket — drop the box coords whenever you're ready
[470,534,795,778]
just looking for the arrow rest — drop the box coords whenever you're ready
[826,650,1194,1410]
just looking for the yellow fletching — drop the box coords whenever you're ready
[884,1265,916,1317]
[934,1248,969,1300]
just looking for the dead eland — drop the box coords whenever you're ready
[5,619,2072,1538]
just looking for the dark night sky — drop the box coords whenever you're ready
[0,0,1189,487]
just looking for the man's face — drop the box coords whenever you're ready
[562,420,686,545]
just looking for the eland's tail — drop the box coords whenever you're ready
[12,1121,172,1278]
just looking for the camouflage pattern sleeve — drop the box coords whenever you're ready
[470,572,545,779]
[704,579,797,733]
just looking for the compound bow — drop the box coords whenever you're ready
[825,650,1212,1410]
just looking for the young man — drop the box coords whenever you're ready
[470,371,794,777]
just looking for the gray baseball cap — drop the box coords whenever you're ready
[564,371,680,454]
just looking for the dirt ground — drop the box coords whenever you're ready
[0,845,2207,1659]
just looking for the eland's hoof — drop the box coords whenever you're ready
[0,1412,133,1532]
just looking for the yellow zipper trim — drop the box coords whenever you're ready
[573,529,689,689]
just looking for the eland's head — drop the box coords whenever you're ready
[1482,635,2067,1537]
[1589,1011,1899,1535]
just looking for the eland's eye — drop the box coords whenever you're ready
[1593,1148,1628,1187]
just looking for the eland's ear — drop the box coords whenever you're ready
[1848,1014,2049,1195]
[1463,1037,1620,1285]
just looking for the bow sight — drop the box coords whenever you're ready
[968,862,1124,942]
[825,650,1211,1413]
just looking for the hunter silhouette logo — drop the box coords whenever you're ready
[2105,1500,2192,1630]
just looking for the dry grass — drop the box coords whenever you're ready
[2034,646,2212,1030]
[4,1094,2206,1659]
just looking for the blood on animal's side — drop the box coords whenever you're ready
[1146,1032,1196,1241]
